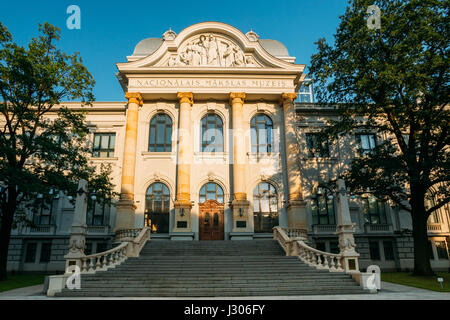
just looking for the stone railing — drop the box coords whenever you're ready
[47,227,151,296]
[364,223,392,233]
[115,228,143,241]
[81,227,150,273]
[273,226,343,273]
[282,228,308,239]
[295,240,343,272]
[80,242,128,273]
[312,224,337,234]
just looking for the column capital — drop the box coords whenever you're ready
[177,92,194,106]
[280,93,297,105]
[229,92,246,105]
[125,92,143,106]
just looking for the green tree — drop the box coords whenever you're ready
[0,22,116,280]
[309,0,449,275]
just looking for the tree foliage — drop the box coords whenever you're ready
[309,0,449,275]
[0,22,116,280]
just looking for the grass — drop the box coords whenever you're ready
[381,272,450,292]
[0,274,46,293]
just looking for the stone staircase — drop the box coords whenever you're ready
[56,240,365,297]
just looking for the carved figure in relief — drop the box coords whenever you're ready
[167,33,257,68]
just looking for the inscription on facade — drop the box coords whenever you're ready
[131,78,293,89]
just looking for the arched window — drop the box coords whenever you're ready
[149,114,172,152]
[251,114,273,153]
[253,182,278,233]
[199,182,224,204]
[201,114,223,152]
[145,182,170,233]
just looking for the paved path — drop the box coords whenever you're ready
[0,282,449,300]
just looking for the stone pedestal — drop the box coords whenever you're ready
[172,201,193,233]
[64,180,88,273]
[286,199,307,230]
[114,200,137,233]
[231,200,251,239]
[336,179,360,274]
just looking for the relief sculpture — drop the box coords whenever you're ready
[167,34,258,67]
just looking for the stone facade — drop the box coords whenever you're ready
[4,22,449,273]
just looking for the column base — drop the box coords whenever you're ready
[231,200,251,233]
[286,199,307,230]
[173,200,193,233]
[114,199,137,232]
[170,232,195,241]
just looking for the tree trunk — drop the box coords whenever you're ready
[0,203,15,281]
[410,186,434,276]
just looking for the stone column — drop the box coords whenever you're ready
[281,93,307,230]
[114,92,143,232]
[64,179,88,272]
[336,179,360,273]
[230,92,251,238]
[173,92,193,236]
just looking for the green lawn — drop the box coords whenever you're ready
[0,274,46,293]
[381,272,450,292]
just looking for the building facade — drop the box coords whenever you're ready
[6,22,450,273]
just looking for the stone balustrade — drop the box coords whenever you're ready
[81,242,128,273]
[273,226,343,273]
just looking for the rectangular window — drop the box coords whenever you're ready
[362,197,387,225]
[315,242,326,252]
[356,134,377,154]
[33,197,58,226]
[92,133,116,158]
[306,133,330,158]
[85,242,92,256]
[383,241,395,261]
[330,241,339,254]
[369,241,381,260]
[87,200,110,226]
[96,242,108,254]
[435,242,448,260]
[311,194,335,225]
[40,242,52,263]
[25,243,37,263]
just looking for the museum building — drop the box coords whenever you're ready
[6,22,449,273]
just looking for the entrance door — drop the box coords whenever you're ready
[199,200,224,240]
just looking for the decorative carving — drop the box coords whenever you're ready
[339,237,356,251]
[68,238,85,253]
[177,92,194,105]
[229,92,246,105]
[167,33,259,68]
[163,28,177,41]
[125,92,143,106]
[280,92,298,104]
[245,30,260,42]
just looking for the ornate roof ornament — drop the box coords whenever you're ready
[245,30,260,42]
[162,28,177,41]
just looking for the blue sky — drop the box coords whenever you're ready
[0,0,349,101]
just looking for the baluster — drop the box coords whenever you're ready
[336,257,343,271]
[89,257,95,272]
[102,254,108,269]
[95,256,101,271]
[330,256,336,270]
[81,258,88,273]
[323,255,329,269]
[315,253,321,267]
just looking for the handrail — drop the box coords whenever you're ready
[273,226,343,272]
[78,227,151,274]
[80,242,128,274]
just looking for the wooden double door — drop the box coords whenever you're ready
[199,200,224,240]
